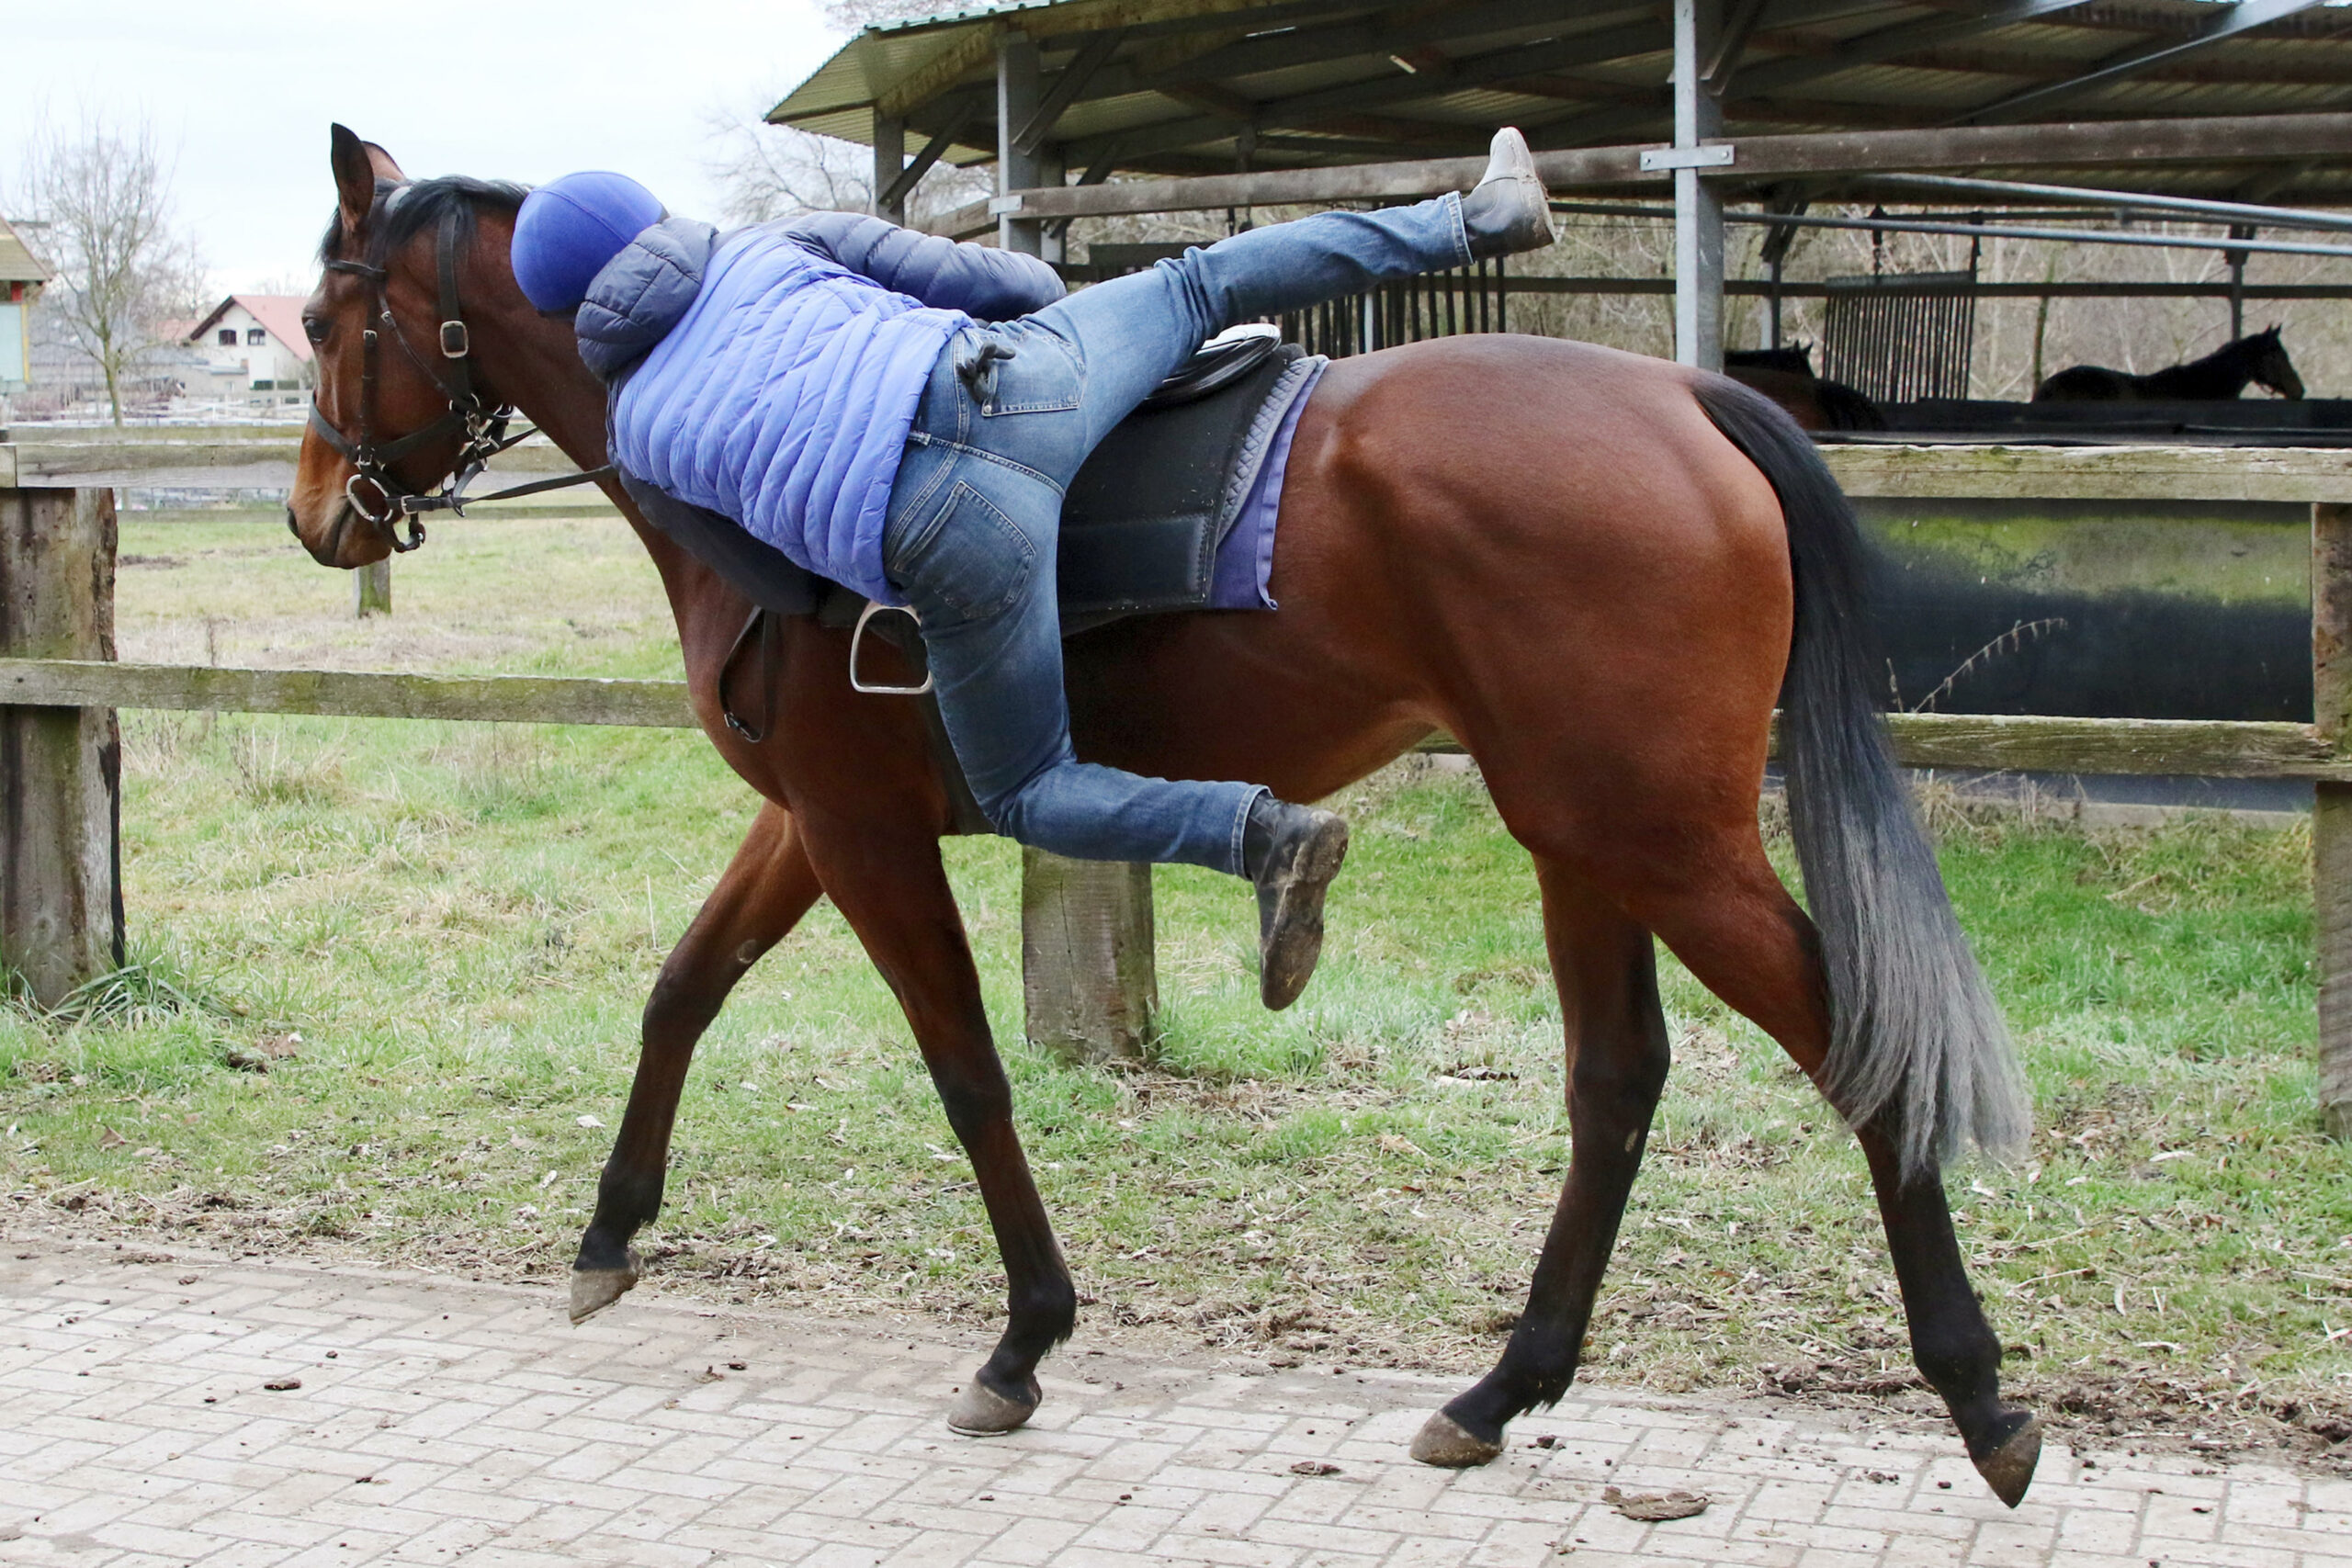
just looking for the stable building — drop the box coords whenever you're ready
[185,295,312,405]
[0,215,51,396]
[765,0,2352,730]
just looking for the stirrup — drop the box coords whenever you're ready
[850,600,934,696]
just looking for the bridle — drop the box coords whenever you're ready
[311,199,611,551]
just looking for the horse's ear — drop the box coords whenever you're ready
[330,124,406,233]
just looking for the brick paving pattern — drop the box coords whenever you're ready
[0,1244,2345,1566]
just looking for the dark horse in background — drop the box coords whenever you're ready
[2034,324,2304,401]
[286,128,2044,1504]
[1724,343,1888,432]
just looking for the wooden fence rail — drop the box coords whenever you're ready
[5,438,2352,1134]
[6,656,2352,779]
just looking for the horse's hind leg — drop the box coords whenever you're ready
[571,801,824,1323]
[1414,858,1669,1466]
[1633,848,2041,1506]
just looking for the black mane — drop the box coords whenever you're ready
[319,175,531,267]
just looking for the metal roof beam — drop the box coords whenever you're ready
[1051,19,1678,165]
[1127,0,1877,96]
[1014,28,1126,152]
[1132,0,1653,88]
[1516,1,2100,151]
[1729,0,2100,101]
[881,100,983,211]
[1958,0,2335,124]
[1823,38,2352,90]
[1210,19,1671,123]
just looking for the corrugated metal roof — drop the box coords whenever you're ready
[769,0,2352,201]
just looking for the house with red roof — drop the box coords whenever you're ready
[0,214,51,395]
[186,295,312,405]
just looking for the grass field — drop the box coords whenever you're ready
[5,507,2350,1461]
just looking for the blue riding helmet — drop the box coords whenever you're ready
[511,171,666,312]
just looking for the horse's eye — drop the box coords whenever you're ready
[303,317,330,345]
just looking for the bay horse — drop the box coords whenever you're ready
[287,128,2042,1504]
[1724,344,1887,433]
[2034,324,2304,401]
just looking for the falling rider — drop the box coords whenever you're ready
[508,130,1560,1010]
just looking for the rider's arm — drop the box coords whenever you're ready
[784,211,1065,321]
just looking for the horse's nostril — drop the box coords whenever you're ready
[285,508,300,538]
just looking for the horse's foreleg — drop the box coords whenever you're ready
[1415,860,1669,1467]
[571,801,823,1323]
[797,823,1075,1437]
[1635,850,2041,1507]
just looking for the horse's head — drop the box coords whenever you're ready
[2250,324,2305,400]
[287,126,530,567]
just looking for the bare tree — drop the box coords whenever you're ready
[13,112,206,425]
[706,113,876,225]
[704,109,990,228]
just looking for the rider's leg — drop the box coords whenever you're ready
[1035,196,1474,447]
[1023,128,1555,447]
[884,344,1345,1007]
[882,381,1261,877]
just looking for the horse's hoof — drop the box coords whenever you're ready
[1973,1413,2042,1508]
[1410,1411,1504,1468]
[946,1375,1039,1437]
[568,1257,639,1325]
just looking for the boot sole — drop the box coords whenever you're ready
[1261,817,1349,1010]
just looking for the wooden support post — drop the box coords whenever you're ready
[997,32,1044,256]
[1035,148,1067,266]
[873,111,907,225]
[0,486,123,1006]
[1672,0,1725,372]
[1021,848,1155,1065]
[2315,502,2352,1137]
[352,558,390,617]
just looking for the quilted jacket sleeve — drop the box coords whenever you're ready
[784,210,1065,321]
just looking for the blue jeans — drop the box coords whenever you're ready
[879,193,1475,874]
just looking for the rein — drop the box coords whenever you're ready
[311,201,613,552]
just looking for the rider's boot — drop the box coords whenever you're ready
[1461,127,1559,259]
[1245,795,1351,1010]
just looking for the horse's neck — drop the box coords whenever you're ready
[476,313,716,611]
[2147,338,2256,397]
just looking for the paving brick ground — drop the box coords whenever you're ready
[0,1243,2345,1568]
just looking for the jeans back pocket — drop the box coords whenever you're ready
[974,329,1082,417]
[884,479,1036,622]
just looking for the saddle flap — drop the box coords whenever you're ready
[1059,341,1309,615]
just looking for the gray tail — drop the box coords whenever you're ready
[1690,374,2029,1178]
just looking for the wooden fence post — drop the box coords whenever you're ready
[0,486,123,1005]
[2314,502,2352,1137]
[1021,849,1155,1064]
[352,558,390,617]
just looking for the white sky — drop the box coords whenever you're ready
[6,0,852,294]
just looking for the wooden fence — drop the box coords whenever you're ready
[4,435,2350,1134]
